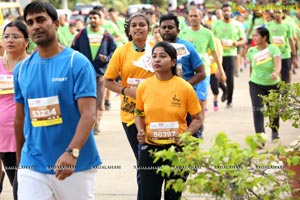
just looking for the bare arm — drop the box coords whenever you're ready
[104,78,137,99]
[14,103,25,165]
[289,38,298,69]
[188,64,206,86]
[135,115,146,144]
[271,55,282,80]
[233,37,246,47]
[212,50,226,82]
[55,97,96,180]
[185,112,202,135]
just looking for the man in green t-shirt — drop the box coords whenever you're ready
[212,4,246,108]
[180,7,226,115]
[71,10,116,135]
[266,9,298,83]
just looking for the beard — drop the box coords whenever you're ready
[161,33,177,43]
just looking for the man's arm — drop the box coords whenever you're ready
[187,64,206,86]
[14,103,25,166]
[55,97,96,180]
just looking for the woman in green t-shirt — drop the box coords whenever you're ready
[246,27,281,145]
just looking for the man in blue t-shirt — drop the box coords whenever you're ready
[14,1,101,199]
[159,13,206,139]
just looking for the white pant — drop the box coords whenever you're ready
[18,169,97,200]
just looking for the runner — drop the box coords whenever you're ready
[266,9,298,83]
[180,7,226,115]
[212,3,246,108]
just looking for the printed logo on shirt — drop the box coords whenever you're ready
[170,95,181,108]
[121,96,135,114]
[52,77,68,82]
[253,48,272,66]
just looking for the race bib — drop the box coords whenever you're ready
[170,43,190,59]
[28,96,62,127]
[272,36,284,46]
[0,74,14,95]
[253,48,272,66]
[126,78,145,88]
[148,121,179,145]
[221,39,233,49]
[88,33,103,47]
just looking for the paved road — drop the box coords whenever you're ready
[1,68,299,200]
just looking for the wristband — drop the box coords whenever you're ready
[121,87,126,95]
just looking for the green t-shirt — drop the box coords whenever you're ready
[247,16,265,39]
[266,21,293,59]
[247,44,281,85]
[87,26,105,60]
[180,26,215,75]
[103,20,124,47]
[284,15,297,38]
[212,20,244,56]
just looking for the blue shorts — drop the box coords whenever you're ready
[195,76,210,101]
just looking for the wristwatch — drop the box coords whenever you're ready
[66,148,80,158]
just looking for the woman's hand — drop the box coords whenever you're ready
[270,72,279,80]
[137,129,145,144]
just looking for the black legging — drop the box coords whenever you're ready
[139,144,187,200]
[281,58,292,83]
[249,81,279,133]
[0,152,18,199]
[222,56,237,104]
[210,74,227,96]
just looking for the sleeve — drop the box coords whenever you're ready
[271,45,281,57]
[105,31,117,61]
[13,63,24,104]
[208,31,216,51]
[72,53,97,100]
[104,46,122,80]
[71,29,83,50]
[134,82,145,116]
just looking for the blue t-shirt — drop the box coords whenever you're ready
[176,38,204,82]
[176,38,204,98]
[14,47,101,174]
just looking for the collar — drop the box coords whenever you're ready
[132,42,145,52]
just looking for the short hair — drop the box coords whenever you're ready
[159,13,179,29]
[221,4,231,10]
[24,1,58,22]
[152,41,177,76]
[89,10,101,17]
[108,8,116,13]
